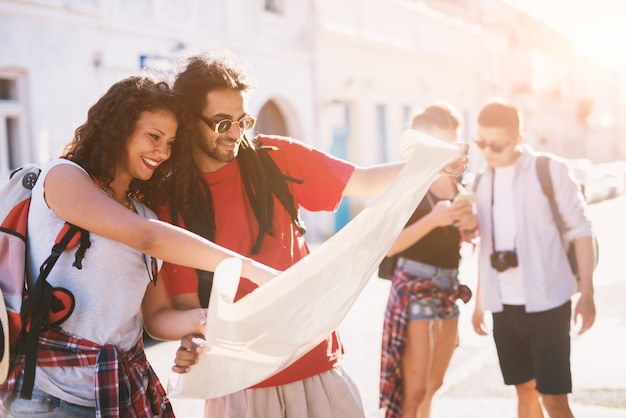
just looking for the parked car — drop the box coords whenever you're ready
[597,161,626,198]
[567,159,612,203]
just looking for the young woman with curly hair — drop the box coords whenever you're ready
[0,74,277,418]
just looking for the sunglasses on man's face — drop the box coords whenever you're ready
[199,114,256,134]
[474,138,515,153]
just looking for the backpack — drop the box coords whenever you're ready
[0,164,90,400]
[378,254,399,280]
[535,156,599,277]
[472,155,599,278]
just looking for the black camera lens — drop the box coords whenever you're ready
[490,250,518,272]
[506,251,519,268]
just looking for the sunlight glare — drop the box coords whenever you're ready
[505,0,626,74]
[573,28,626,72]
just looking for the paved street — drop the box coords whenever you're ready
[146,194,626,417]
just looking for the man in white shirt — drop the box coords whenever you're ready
[471,98,596,418]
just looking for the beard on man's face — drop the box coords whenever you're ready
[195,134,240,163]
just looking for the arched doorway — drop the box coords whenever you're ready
[256,100,288,137]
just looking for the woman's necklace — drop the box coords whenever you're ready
[101,185,137,213]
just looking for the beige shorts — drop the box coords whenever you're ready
[203,365,365,418]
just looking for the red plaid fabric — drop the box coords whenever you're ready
[0,329,173,418]
[379,269,471,418]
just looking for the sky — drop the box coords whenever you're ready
[504,0,626,75]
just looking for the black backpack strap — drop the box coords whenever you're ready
[72,229,91,270]
[536,155,600,275]
[536,155,553,202]
[196,271,213,309]
[536,155,567,237]
[178,210,214,309]
[536,155,585,276]
[19,223,86,400]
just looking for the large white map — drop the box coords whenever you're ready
[169,130,461,399]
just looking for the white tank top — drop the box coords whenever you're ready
[493,165,525,305]
[26,159,160,406]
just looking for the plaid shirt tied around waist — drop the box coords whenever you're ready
[379,267,471,418]
[1,328,174,418]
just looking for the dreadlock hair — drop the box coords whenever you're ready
[63,73,181,210]
[167,48,305,254]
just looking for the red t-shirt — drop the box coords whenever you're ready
[159,135,356,388]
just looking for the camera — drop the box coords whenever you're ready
[490,250,519,272]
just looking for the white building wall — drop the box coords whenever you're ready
[1,0,623,238]
[315,0,483,163]
[0,0,316,174]
[312,0,624,234]
[0,0,201,169]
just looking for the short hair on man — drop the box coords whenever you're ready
[477,98,523,136]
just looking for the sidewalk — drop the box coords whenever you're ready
[145,239,626,418]
[432,310,626,417]
[146,277,626,417]
[334,271,626,418]
[432,283,626,416]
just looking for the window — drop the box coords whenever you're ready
[376,104,388,162]
[403,105,412,129]
[264,0,283,14]
[0,71,29,174]
[0,79,18,101]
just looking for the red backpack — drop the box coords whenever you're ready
[0,164,90,400]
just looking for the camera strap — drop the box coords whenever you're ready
[490,171,496,251]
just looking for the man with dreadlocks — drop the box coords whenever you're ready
[160,47,469,418]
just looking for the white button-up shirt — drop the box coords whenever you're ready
[475,145,593,313]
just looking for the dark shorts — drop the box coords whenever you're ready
[492,301,572,395]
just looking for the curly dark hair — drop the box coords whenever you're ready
[167,49,304,254]
[62,74,181,209]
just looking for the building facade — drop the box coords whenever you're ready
[1,0,623,239]
[0,0,317,176]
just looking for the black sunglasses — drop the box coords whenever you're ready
[144,255,158,286]
[474,138,515,153]
[199,114,256,134]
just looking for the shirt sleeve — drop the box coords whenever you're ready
[259,135,356,212]
[550,157,593,242]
